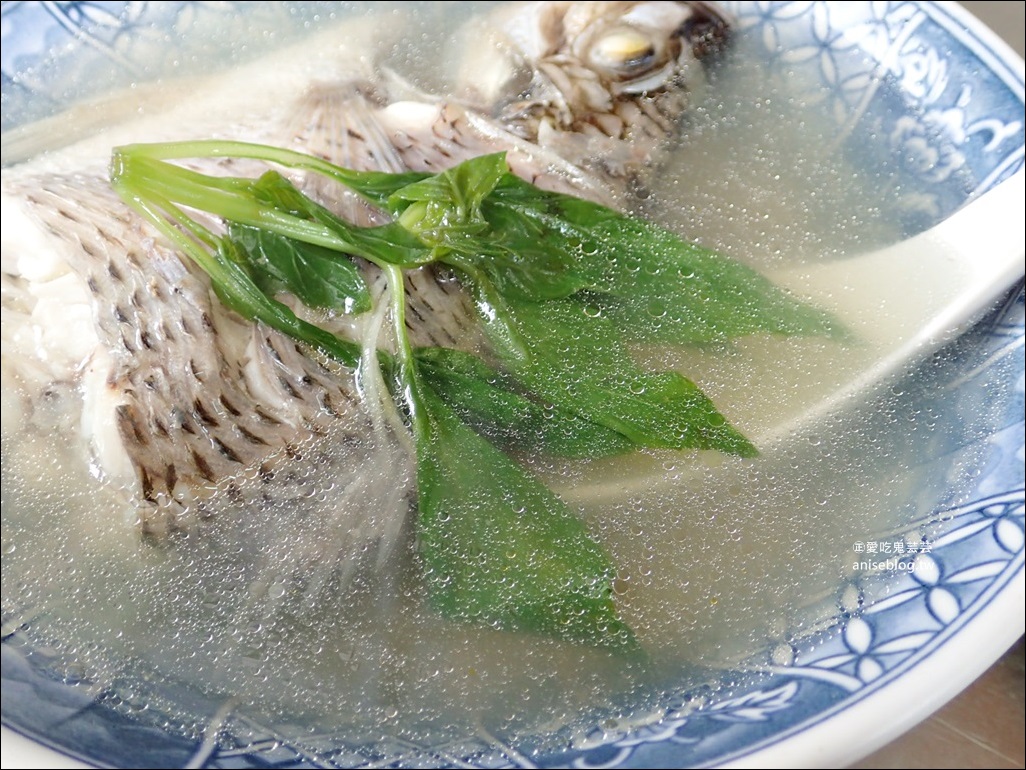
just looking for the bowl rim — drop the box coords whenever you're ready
[719,556,1025,768]
[1,2,1024,769]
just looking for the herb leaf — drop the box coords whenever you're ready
[480,173,845,344]
[390,150,505,221]
[392,154,587,300]
[576,213,847,345]
[414,381,639,652]
[471,286,757,457]
[249,171,436,269]
[415,346,635,459]
[228,222,371,313]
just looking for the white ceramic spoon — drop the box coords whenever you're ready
[761,168,1025,443]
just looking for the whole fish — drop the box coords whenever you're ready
[0,1,728,569]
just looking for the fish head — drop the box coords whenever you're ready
[456,1,729,173]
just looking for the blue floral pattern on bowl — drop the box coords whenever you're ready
[2,2,1023,768]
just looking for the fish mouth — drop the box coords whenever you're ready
[577,1,732,92]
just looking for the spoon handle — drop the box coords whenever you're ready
[761,169,1025,442]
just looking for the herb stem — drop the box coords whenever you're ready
[112,160,363,370]
[383,263,431,444]
[113,152,395,263]
[115,140,429,208]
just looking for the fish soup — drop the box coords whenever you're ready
[0,0,999,757]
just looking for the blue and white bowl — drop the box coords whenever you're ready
[2,2,1023,767]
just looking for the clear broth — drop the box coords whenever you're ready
[0,1,996,758]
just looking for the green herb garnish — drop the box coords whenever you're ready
[110,141,841,653]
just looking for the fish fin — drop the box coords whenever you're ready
[285,80,409,224]
[375,99,620,206]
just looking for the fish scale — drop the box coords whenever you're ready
[8,170,372,536]
[1,1,727,555]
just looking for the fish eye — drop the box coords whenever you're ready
[589,27,660,76]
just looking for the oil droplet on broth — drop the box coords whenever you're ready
[0,1,997,756]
